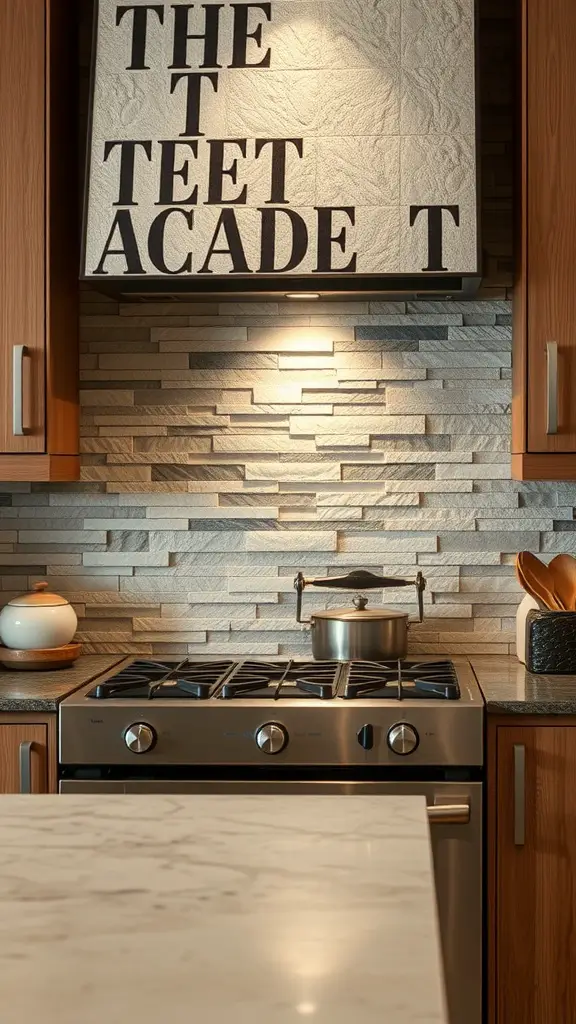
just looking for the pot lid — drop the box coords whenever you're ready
[311,606,408,622]
[7,582,70,608]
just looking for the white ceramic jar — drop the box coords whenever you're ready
[0,582,78,650]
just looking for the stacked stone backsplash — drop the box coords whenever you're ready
[2,291,576,659]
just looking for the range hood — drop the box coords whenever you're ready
[82,0,480,298]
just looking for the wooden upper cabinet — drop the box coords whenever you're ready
[513,0,576,480]
[0,0,79,482]
[0,0,45,456]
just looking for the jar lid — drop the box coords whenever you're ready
[7,582,71,608]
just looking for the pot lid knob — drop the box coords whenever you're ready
[353,594,369,611]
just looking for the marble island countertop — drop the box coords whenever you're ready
[471,655,576,714]
[0,795,447,1024]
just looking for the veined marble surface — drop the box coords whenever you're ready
[0,795,447,1024]
[471,655,576,713]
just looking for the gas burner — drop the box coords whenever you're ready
[343,660,460,701]
[87,660,235,700]
[220,660,341,700]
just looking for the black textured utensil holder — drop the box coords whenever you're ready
[526,609,576,673]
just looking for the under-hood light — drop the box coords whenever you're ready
[285,292,320,300]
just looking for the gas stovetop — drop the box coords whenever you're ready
[86,657,461,702]
[61,656,484,769]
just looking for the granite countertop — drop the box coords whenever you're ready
[0,655,125,712]
[5,649,575,717]
[471,655,576,714]
[0,794,447,1024]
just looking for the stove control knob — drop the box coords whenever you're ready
[255,722,288,755]
[387,723,419,756]
[124,723,156,754]
[357,724,374,750]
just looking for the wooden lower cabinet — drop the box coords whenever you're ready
[0,715,58,793]
[488,718,576,1022]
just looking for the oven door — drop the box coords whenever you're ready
[60,777,481,1024]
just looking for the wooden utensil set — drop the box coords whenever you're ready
[516,551,576,611]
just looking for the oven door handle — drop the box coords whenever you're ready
[427,802,470,825]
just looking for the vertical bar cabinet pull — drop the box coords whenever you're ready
[12,344,28,436]
[546,341,558,435]
[19,741,34,794]
[513,744,526,846]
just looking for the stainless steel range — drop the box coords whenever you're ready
[60,655,484,1024]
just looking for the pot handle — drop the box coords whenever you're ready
[411,571,426,624]
[294,570,426,624]
[294,572,311,626]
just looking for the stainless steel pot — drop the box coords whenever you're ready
[294,569,426,661]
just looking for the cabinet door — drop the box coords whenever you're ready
[0,724,47,793]
[496,726,576,1023]
[0,0,45,453]
[526,0,576,452]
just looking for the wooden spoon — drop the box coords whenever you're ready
[516,552,564,611]
[548,554,576,611]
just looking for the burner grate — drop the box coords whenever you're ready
[220,660,341,700]
[87,659,236,700]
[85,657,459,702]
[343,660,460,701]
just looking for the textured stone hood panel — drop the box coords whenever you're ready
[84,0,478,280]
